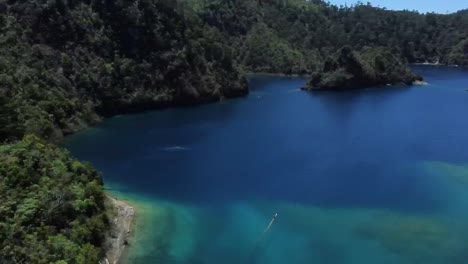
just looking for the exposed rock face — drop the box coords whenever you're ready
[413,80,429,86]
[303,46,423,91]
[105,196,136,264]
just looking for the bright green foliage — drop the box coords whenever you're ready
[0,135,109,264]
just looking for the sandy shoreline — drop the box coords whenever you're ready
[102,196,136,264]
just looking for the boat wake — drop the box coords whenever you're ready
[163,146,190,152]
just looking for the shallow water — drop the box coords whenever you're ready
[64,66,468,264]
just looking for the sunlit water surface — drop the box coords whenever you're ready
[64,66,468,264]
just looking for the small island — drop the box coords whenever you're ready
[302,46,424,91]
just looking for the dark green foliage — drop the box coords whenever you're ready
[0,1,251,263]
[305,46,421,90]
[0,135,109,264]
[241,24,309,74]
[1,0,468,142]
[196,0,468,73]
[198,0,322,74]
[0,0,467,263]
[3,0,468,142]
[0,0,247,143]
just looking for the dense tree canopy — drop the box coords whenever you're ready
[1,1,468,263]
[2,0,468,141]
[0,135,109,264]
[1,0,468,142]
[196,0,468,73]
[0,0,248,143]
[304,46,422,90]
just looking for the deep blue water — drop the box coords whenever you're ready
[64,66,468,264]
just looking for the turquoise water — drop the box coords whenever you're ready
[64,66,468,264]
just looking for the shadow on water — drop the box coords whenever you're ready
[248,75,308,91]
[64,93,248,152]
[307,86,410,124]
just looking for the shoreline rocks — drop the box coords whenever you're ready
[413,80,429,86]
[103,196,136,264]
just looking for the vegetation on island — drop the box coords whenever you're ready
[0,135,109,264]
[304,46,422,90]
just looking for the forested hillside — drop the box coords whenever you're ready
[2,0,468,142]
[0,136,109,264]
[0,0,248,142]
[196,0,468,74]
[1,1,468,263]
[0,1,247,263]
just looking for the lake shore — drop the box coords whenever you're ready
[103,195,136,264]
[245,71,312,77]
[411,62,464,68]
[103,190,174,264]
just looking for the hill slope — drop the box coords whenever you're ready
[0,136,109,264]
[196,0,468,74]
[0,0,248,142]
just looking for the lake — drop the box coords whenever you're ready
[64,66,468,264]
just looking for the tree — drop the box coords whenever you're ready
[0,136,109,264]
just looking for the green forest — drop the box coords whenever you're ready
[0,0,248,142]
[304,46,422,90]
[0,136,109,264]
[1,0,468,141]
[198,0,468,73]
[1,0,468,263]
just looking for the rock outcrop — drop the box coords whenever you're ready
[104,196,136,264]
[303,46,423,91]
